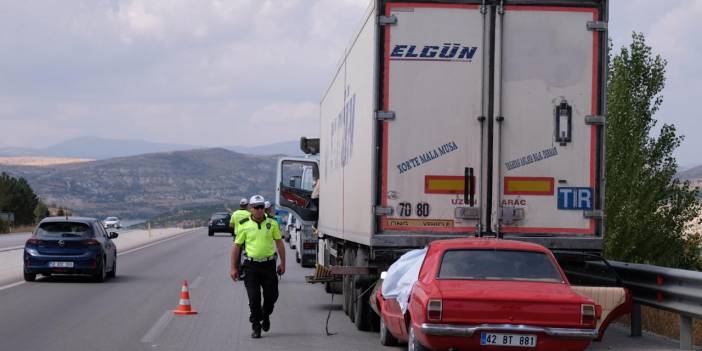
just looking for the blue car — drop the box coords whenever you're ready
[23,217,118,282]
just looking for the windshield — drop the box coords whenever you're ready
[35,222,93,238]
[211,213,229,220]
[105,217,117,221]
[438,249,564,282]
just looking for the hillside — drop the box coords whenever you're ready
[0,137,302,159]
[0,148,277,218]
[678,164,702,181]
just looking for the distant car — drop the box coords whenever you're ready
[375,238,631,351]
[103,217,121,229]
[208,212,233,236]
[23,216,118,282]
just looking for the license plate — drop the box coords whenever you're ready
[49,261,74,268]
[480,333,537,347]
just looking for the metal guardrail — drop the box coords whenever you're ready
[567,259,702,350]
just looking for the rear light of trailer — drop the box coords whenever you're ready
[581,304,596,326]
[427,299,442,321]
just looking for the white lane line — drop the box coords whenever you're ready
[0,229,201,292]
[0,281,25,291]
[140,310,174,343]
[0,246,24,253]
[190,276,204,289]
[118,230,196,256]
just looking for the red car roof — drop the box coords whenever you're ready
[427,237,552,253]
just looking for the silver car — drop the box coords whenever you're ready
[103,217,121,229]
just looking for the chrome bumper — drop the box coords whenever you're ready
[421,323,598,340]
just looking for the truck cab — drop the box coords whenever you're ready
[276,156,319,267]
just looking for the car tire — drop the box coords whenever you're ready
[107,255,116,278]
[24,272,36,282]
[208,230,214,236]
[379,317,398,346]
[408,324,429,351]
[93,258,106,283]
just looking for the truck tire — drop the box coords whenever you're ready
[353,281,371,331]
[353,247,371,331]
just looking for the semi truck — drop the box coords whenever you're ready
[277,0,609,331]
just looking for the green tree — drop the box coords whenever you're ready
[0,172,39,225]
[34,201,50,222]
[605,33,701,269]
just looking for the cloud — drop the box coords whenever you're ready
[0,0,368,149]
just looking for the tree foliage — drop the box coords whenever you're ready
[0,172,39,226]
[605,33,702,269]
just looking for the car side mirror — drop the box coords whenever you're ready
[109,232,119,239]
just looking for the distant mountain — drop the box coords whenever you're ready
[0,137,302,159]
[228,140,302,156]
[0,137,199,159]
[677,164,702,181]
[0,148,278,218]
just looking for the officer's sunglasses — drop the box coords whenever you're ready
[252,205,265,210]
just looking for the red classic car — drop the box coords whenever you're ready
[375,238,631,351]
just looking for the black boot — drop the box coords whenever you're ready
[262,316,270,332]
[251,323,261,339]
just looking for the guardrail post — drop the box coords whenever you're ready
[679,314,693,350]
[630,303,642,337]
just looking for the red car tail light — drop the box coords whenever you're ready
[427,299,442,321]
[581,304,596,326]
[84,239,100,245]
[26,238,41,245]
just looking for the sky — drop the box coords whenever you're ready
[0,0,700,165]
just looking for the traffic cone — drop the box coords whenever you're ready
[173,280,198,315]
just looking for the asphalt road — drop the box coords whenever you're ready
[0,229,685,351]
[0,232,31,251]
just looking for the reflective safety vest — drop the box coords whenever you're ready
[234,216,282,259]
[230,209,250,234]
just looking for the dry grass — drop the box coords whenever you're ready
[0,156,92,166]
[617,305,702,347]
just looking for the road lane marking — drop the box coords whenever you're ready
[118,229,200,256]
[0,229,202,292]
[191,276,204,289]
[141,310,174,343]
[0,281,25,291]
[0,246,24,253]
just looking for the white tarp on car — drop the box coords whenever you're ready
[381,248,427,313]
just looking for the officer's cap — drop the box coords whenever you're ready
[264,201,271,209]
[249,195,265,206]
[239,198,249,206]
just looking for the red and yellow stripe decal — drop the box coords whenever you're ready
[424,175,473,194]
[504,176,554,196]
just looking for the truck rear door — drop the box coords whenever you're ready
[495,5,602,236]
[380,3,485,234]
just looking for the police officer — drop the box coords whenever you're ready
[230,198,251,235]
[264,201,274,218]
[230,195,286,339]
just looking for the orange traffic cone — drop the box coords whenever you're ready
[173,280,198,315]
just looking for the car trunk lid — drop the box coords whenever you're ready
[437,280,589,327]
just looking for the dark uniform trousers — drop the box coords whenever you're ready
[242,259,279,327]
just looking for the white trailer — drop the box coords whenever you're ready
[278,0,608,331]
